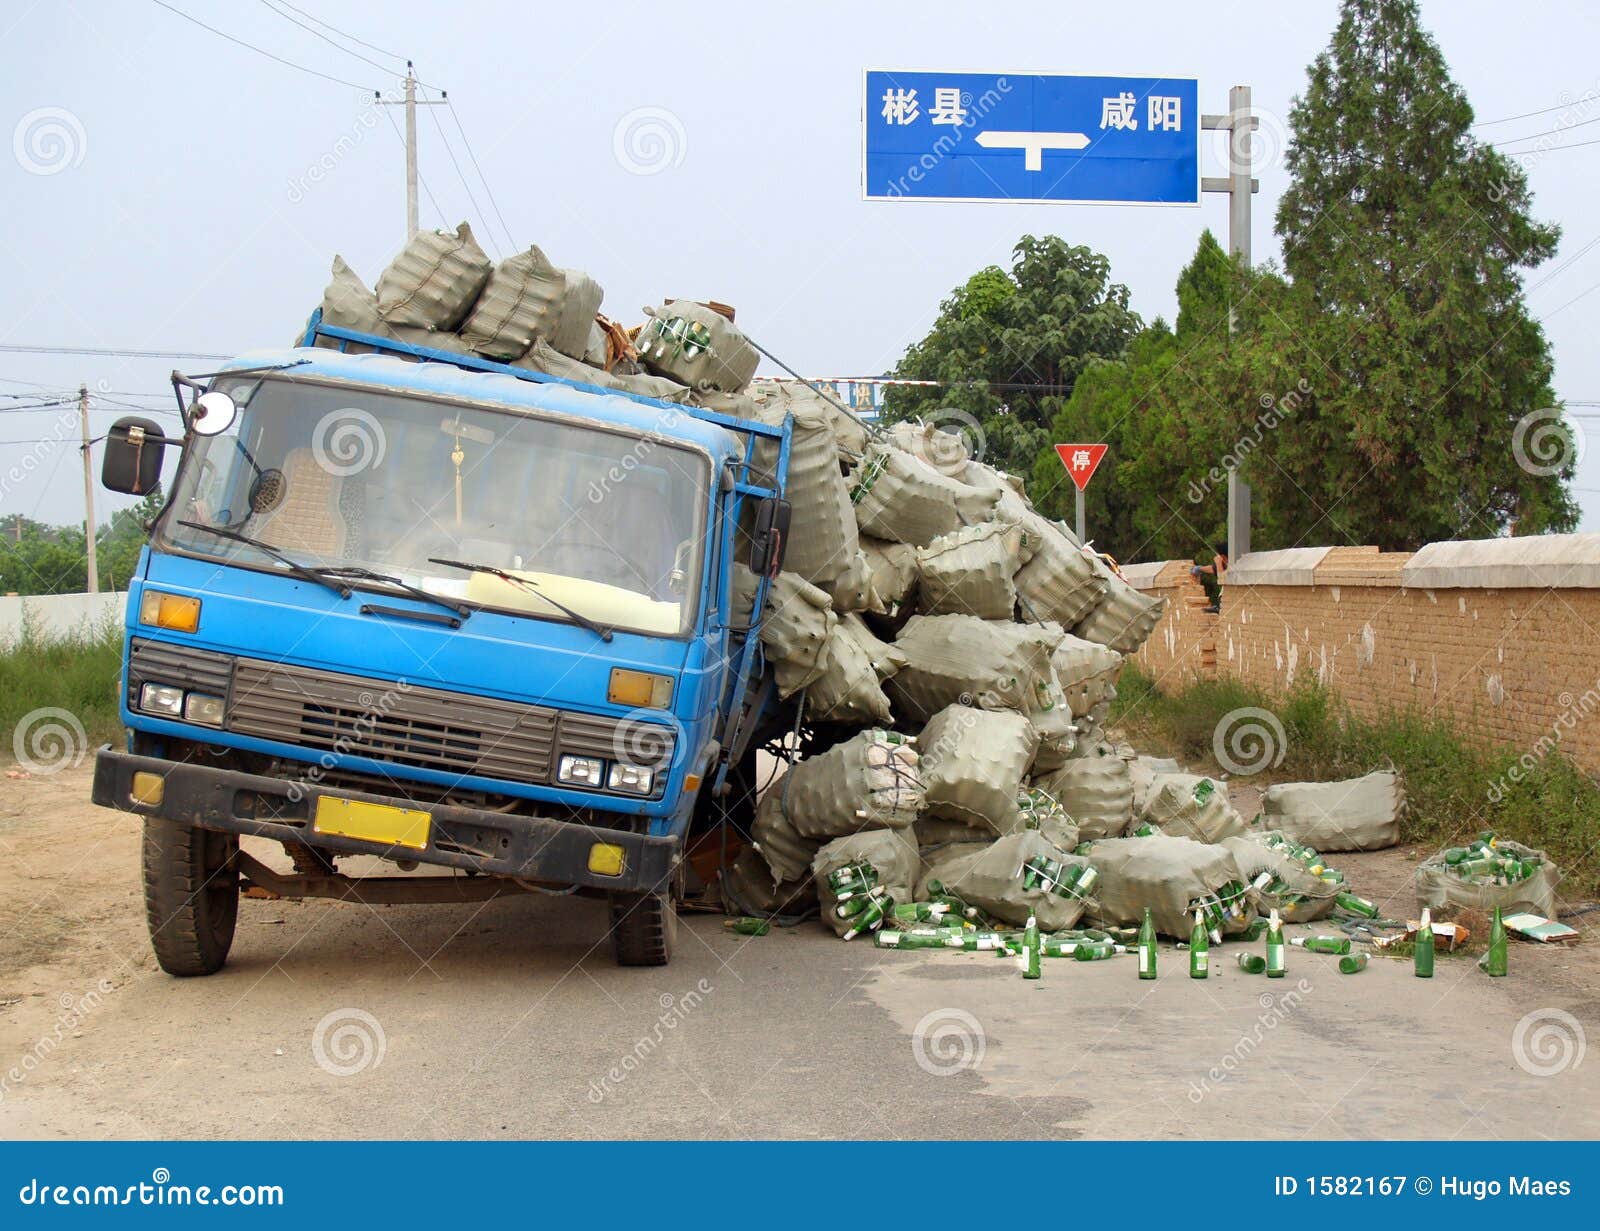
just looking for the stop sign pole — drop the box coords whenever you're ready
[1054,444,1108,543]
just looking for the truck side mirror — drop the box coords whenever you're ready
[748,497,791,579]
[101,417,167,495]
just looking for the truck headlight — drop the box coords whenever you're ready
[139,683,184,716]
[183,693,225,727]
[557,755,605,788]
[607,763,654,795]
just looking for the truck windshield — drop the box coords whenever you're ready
[156,375,709,636]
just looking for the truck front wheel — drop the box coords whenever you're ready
[608,890,676,967]
[142,818,239,977]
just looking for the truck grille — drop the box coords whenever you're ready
[126,638,675,792]
[230,659,559,786]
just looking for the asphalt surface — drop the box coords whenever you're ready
[3,765,1598,1139]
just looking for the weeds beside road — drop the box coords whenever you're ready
[1,624,123,751]
[1112,665,1600,902]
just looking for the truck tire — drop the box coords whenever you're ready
[142,818,239,977]
[608,890,677,967]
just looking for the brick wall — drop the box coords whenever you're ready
[1124,538,1600,773]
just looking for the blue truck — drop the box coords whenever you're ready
[90,311,793,969]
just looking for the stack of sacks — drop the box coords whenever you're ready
[307,224,765,408]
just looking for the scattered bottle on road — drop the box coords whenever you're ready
[1290,935,1351,955]
[1265,909,1286,978]
[1414,908,1435,977]
[1137,907,1158,980]
[1189,909,1210,979]
[1480,906,1508,977]
[723,917,770,936]
[1338,952,1368,974]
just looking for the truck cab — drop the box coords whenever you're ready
[92,320,790,970]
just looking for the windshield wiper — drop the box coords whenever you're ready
[317,566,472,621]
[178,520,352,599]
[428,557,614,641]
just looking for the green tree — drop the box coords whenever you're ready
[1267,0,1575,547]
[96,489,164,591]
[885,235,1142,476]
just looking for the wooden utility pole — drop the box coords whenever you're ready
[79,382,98,594]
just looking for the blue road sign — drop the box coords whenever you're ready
[864,71,1199,205]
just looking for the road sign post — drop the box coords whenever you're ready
[864,72,1199,204]
[1055,444,1108,544]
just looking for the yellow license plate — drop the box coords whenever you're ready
[313,797,432,851]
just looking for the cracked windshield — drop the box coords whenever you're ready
[160,377,707,634]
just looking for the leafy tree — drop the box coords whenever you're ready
[1267,0,1575,546]
[96,489,164,591]
[885,235,1142,476]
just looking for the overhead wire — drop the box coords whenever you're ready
[445,97,516,252]
[255,0,409,80]
[273,0,408,66]
[421,88,502,255]
[146,0,373,91]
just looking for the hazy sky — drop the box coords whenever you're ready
[4,0,1599,542]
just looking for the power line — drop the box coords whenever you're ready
[423,88,501,255]
[1474,99,1595,127]
[1498,134,1600,157]
[446,97,516,252]
[147,0,373,92]
[256,0,413,82]
[1487,111,1600,149]
[274,0,407,65]
[0,343,229,359]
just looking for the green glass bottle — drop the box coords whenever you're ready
[1236,952,1267,973]
[828,861,877,898]
[1414,908,1435,977]
[1290,935,1351,955]
[1189,910,1210,979]
[877,928,964,950]
[1074,941,1118,961]
[1481,907,1508,977]
[1239,917,1269,941]
[1334,891,1380,919]
[1338,953,1368,974]
[1022,915,1042,980]
[1137,907,1158,980]
[1265,909,1286,978]
[842,891,894,941]
[723,916,770,936]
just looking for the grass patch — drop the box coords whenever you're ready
[0,616,124,758]
[1112,663,1600,901]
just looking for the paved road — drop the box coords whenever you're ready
[3,766,1597,1139]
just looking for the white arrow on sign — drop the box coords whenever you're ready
[974,130,1091,172]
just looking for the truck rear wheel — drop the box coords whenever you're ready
[142,818,239,977]
[608,890,677,967]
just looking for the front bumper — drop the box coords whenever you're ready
[92,747,678,894]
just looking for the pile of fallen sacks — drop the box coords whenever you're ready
[305,223,1431,943]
